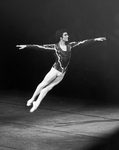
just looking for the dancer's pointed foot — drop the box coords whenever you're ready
[26,98,34,106]
[30,101,40,113]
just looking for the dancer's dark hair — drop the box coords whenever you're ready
[55,29,68,41]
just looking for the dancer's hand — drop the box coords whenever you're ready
[16,45,27,50]
[94,37,106,41]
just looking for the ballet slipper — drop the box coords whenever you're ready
[30,101,40,113]
[26,98,34,106]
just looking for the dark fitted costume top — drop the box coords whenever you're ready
[44,39,95,73]
[53,43,71,73]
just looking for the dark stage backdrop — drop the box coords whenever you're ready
[0,0,119,102]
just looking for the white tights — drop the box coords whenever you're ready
[27,67,65,112]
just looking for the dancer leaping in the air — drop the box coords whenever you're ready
[16,29,106,113]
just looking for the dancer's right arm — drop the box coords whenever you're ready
[16,44,55,50]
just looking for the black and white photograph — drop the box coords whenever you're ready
[0,0,119,150]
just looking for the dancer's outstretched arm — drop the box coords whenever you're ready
[16,44,56,50]
[70,37,106,48]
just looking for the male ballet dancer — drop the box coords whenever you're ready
[17,29,106,112]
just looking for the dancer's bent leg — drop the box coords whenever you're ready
[27,67,60,106]
[30,70,65,112]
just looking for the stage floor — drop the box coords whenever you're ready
[0,91,119,150]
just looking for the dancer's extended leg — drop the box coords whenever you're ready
[30,71,65,112]
[27,67,58,106]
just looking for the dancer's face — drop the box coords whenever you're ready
[61,32,69,42]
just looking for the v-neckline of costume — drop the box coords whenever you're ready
[58,43,67,52]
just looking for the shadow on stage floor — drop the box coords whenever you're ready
[85,129,119,150]
[0,90,119,150]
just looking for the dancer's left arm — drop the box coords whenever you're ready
[16,44,56,51]
[70,37,106,48]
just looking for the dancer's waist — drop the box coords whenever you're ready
[52,63,67,73]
